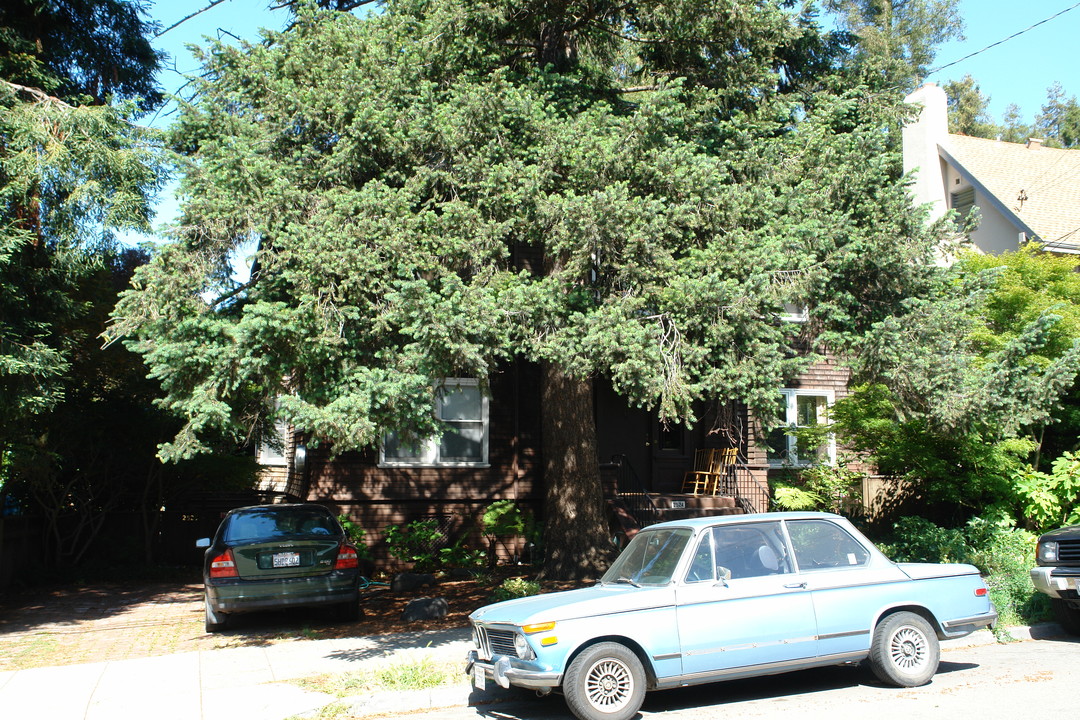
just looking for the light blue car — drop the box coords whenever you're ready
[466,512,996,720]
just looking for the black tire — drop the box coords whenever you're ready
[563,642,646,720]
[1051,598,1080,636]
[868,611,940,687]
[204,591,229,633]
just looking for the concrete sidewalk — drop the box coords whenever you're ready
[0,627,487,720]
[0,624,1046,720]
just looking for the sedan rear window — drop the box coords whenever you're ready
[224,508,339,542]
[787,519,870,570]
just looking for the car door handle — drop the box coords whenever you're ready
[784,582,808,589]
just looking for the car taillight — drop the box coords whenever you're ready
[975,586,988,597]
[335,542,359,570]
[209,549,238,578]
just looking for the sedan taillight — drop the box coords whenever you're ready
[209,549,238,578]
[334,542,359,570]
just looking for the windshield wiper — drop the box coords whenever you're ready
[605,576,641,588]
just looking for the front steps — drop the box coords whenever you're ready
[608,492,744,544]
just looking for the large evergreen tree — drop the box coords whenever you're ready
[825,0,962,91]
[1,0,170,564]
[113,0,954,578]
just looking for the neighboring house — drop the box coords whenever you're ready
[903,83,1080,255]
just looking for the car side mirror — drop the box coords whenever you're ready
[713,566,732,587]
[195,538,211,548]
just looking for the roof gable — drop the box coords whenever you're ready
[942,134,1080,248]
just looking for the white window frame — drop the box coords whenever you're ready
[379,378,490,468]
[766,388,835,467]
[257,417,290,466]
[780,303,808,323]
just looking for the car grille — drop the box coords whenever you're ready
[473,624,519,659]
[1060,538,1080,564]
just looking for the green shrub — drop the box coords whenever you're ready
[438,540,486,569]
[337,514,373,561]
[491,577,540,602]
[384,519,445,571]
[481,500,540,566]
[877,515,1048,627]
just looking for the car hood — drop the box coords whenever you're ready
[1038,524,1080,542]
[897,562,981,580]
[469,583,675,626]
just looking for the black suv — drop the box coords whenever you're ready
[1030,525,1080,635]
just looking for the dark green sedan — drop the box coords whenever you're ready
[197,503,362,632]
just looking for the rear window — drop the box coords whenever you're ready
[223,507,340,542]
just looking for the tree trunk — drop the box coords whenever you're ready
[539,361,617,580]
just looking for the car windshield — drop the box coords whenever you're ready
[223,507,339,543]
[601,527,693,586]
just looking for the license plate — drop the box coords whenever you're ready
[272,552,300,568]
[473,664,486,691]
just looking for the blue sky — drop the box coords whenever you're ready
[137,0,1079,240]
[929,0,1079,122]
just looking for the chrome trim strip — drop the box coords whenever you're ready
[817,629,869,641]
[659,651,867,688]
[652,653,681,661]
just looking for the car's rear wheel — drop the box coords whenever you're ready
[204,591,230,633]
[563,641,646,720]
[868,611,939,687]
[1051,598,1080,635]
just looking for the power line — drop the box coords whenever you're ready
[926,1,1080,77]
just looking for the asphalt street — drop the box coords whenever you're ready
[412,631,1080,720]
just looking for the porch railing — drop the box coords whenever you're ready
[718,460,771,515]
[605,454,662,529]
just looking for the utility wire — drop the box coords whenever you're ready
[926,1,1080,77]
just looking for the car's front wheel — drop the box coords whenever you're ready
[204,591,230,633]
[868,611,940,687]
[1051,598,1080,635]
[563,641,646,720]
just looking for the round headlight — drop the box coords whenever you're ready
[513,633,532,659]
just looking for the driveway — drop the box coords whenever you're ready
[0,571,517,671]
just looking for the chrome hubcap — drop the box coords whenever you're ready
[585,658,634,712]
[889,626,929,672]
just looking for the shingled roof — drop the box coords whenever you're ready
[942,134,1080,249]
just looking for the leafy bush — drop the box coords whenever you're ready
[772,458,862,515]
[384,519,446,571]
[878,515,1047,626]
[1010,452,1080,531]
[481,500,540,566]
[384,519,485,571]
[491,577,541,602]
[438,540,486,569]
[337,514,373,561]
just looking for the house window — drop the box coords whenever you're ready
[257,417,290,466]
[380,379,489,467]
[780,303,808,323]
[765,389,835,467]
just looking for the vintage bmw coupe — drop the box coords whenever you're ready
[467,512,996,720]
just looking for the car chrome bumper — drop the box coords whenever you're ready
[942,610,998,637]
[465,650,561,690]
[1030,566,1080,598]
